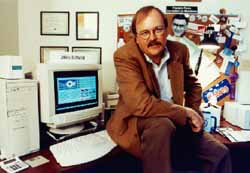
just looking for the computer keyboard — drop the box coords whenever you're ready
[50,130,117,167]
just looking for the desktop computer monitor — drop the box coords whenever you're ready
[36,63,103,134]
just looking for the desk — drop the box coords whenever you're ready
[0,122,141,173]
[211,120,250,173]
[0,146,141,173]
[0,120,249,173]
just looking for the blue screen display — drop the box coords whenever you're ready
[54,71,98,114]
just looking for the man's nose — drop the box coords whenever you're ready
[148,30,157,40]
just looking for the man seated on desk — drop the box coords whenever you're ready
[107,5,232,173]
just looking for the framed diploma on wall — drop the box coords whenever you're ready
[76,12,99,40]
[40,11,70,36]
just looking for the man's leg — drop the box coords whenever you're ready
[137,117,176,173]
[172,126,232,173]
[194,132,232,173]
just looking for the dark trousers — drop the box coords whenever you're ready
[137,117,232,173]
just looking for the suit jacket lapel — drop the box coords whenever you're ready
[167,61,181,104]
[167,42,184,105]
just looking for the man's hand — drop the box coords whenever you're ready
[185,107,204,133]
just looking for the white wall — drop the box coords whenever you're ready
[0,0,18,55]
[18,0,249,92]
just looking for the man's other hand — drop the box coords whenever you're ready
[185,107,204,133]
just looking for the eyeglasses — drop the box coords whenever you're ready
[137,26,165,40]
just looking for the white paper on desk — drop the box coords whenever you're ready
[50,130,117,167]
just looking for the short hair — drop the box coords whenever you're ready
[131,6,168,35]
[172,14,189,24]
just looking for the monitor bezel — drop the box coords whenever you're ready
[36,63,103,129]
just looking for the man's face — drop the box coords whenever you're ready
[172,18,187,37]
[135,10,167,59]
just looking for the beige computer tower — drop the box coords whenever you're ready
[0,79,40,159]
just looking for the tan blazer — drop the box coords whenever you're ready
[106,39,202,158]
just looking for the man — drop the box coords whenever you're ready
[107,6,231,173]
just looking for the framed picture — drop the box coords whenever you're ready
[72,47,102,64]
[76,12,99,40]
[40,46,69,63]
[40,11,70,35]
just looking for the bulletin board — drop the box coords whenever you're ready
[117,13,243,106]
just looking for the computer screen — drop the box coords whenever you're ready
[36,64,103,133]
[54,71,98,114]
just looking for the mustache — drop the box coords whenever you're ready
[147,41,162,48]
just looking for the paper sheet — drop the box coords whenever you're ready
[198,64,220,88]
[197,51,220,87]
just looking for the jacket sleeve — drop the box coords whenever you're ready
[182,47,203,116]
[114,50,188,126]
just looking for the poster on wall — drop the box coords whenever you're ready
[76,12,99,40]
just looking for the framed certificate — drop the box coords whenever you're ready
[76,12,99,40]
[72,47,102,64]
[40,11,70,35]
[40,46,69,63]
